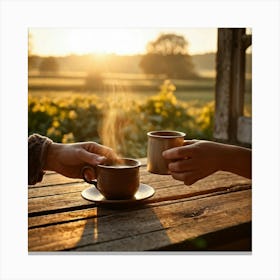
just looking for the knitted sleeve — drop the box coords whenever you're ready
[28,134,53,185]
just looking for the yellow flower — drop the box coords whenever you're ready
[68,110,77,120]
[52,120,60,128]
[155,102,162,109]
[47,106,58,116]
[62,133,74,143]
[155,107,161,114]
[47,127,61,137]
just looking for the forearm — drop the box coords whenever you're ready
[220,144,251,179]
[44,142,62,171]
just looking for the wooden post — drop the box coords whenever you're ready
[214,28,247,144]
[229,28,246,143]
[214,28,233,141]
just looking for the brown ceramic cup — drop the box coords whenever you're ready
[147,130,186,175]
[82,158,141,200]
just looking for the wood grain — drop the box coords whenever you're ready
[28,161,252,251]
[28,189,251,251]
[28,171,250,214]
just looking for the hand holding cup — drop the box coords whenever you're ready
[147,130,186,175]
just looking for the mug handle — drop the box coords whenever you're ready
[81,165,98,188]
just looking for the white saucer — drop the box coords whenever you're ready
[81,183,155,204]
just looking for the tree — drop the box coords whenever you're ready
[39,56,59,74]
[140,33,198,79]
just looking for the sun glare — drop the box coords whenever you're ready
[30,29,150,56]
[65,29,142,55]
[30,28,218,56]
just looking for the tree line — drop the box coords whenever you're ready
[29,33,199,79]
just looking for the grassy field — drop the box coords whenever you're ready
[29,89,215,104]
[28,71,252,115]
[28,73,215,92]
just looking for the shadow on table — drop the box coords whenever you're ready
[74,204,171,252]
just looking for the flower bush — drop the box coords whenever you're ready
[28,94,101,143]
[28,80,215,158]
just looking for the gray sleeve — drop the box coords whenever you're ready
[28,134,53,185]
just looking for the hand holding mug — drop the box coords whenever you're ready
[162,140,252,185]
[147,130,186,175]
[44,141,118,180]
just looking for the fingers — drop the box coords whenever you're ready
[83,167,96,181]
[168,158,194,172]
[83,142,119,162]
[170,171,202,185]
[168,158,200,185]
[162,144,196,160]
[78,149,107,166]
[84,142,114,156]
[183,139,198,146]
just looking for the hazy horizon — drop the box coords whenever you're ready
[29,51,217,58]
[29,28,218,57]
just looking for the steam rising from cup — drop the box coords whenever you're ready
[99,83,132,165]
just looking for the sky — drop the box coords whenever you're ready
[29,28,218,56]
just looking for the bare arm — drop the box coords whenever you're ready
[162,140,251,185]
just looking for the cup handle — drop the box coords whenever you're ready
[81,165,98,188]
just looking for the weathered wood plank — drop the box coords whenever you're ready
[214,28,248,144]
[28,182,89,199]
[28,171,251,214]
[229,28,246,143]
[214,28,233,140]
[29,168,249,198]
[29,173,82,188]
[237,116,252,144]
[28,189,251,251]
[30,164,159,188]
[73,222,251,252]
[29,208,104,229]
[28,191,94,214]
[159,222,251,251]
[28,183,250,228]
[28,177,172,199]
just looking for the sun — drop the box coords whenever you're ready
[30,29,148,56]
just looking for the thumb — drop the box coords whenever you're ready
[78,149,106,165]
[183,139,199,146]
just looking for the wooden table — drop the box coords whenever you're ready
[28,159,252,252]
